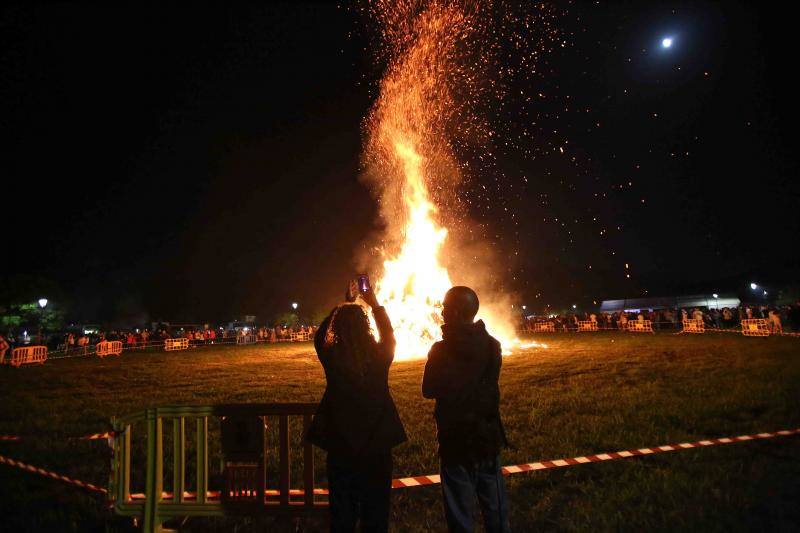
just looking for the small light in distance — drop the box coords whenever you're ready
[662,37,673,48]
[750,282,758,290]
[572,304,577,309]
[291,302,298,310]
[712,293,719,299]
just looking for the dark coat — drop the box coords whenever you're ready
[305,306,407,458]
[422,320,507,465]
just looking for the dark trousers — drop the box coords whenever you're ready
[327,451,392,533]
[441,455,510,533]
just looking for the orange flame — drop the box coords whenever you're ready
[364,2,544,360]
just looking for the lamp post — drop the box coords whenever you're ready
[37,298,48,345]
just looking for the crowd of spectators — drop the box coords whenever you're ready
[0,323,318,354]
[522,302,800,333]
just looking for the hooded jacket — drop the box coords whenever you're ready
[306,306,407,458]
[422,320,507,465]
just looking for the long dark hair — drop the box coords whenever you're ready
[327,304,377,381]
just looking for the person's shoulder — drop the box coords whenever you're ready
[430,339,445,351]
[428,340,445,357]
[486,334,502,354]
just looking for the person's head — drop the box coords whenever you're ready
[442,286,480,325]
[329,304,374,345]
[326,304,376,376]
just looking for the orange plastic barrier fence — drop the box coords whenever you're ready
[7,346,48,367]
[682,319,705,334]
[577,321,598,332]
[741,319,770,337]
[290,332,310,342]
[533,323,555,332]
[164,338,190,351]
[628,320,654,333]
[96,340,123,358]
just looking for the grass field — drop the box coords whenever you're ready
[1,332,799,532]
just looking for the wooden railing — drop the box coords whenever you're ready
[110,403,325,532]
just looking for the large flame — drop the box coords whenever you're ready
[364,1,544,360]
[374,138,453,359]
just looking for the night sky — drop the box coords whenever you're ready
[2,2,797,324]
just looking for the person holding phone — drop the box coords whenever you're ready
[306,277,407,532]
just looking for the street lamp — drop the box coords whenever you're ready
[750,282,758,290]
[291,302,298,310]
[37,298,48,344]
[712,293,718,299]
[572,304,577,309]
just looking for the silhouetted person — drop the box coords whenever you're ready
[307,281,407,532]
[423,286,510,533]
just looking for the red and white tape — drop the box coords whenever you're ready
[391,427,800,488]
[2,428,798,496]
[0,431,115,442]
[0,453,107,494]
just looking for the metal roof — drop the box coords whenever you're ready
[600,294,740,312]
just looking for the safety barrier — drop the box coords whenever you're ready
[236,334,257,345]
[111,403,325,532]
[5,422,800,528]
[628,320,654,333]
[681,319,705,334]
[741,319,770,337]
[532,322,556,332]
[164,338,189,351]
[290,332,310,342]
[391,427,800,488]
[96,340,123,358]
[6,346,48,367]
[577,320,598,332]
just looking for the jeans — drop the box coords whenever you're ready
[441,455,510,533]
[327,451,392,533]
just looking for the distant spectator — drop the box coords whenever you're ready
[77,334,89,354]
[768,309,783,334]
[790,302,800,331]
[722,307,733,327]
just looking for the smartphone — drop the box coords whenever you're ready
[357,274,371,293]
